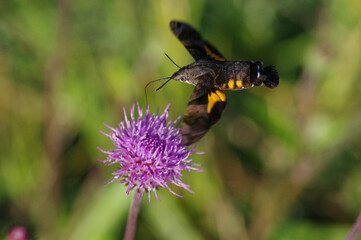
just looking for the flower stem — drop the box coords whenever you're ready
[124,191,142,240]
[346,210,361,240]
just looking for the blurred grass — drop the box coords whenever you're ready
[1,0,361,239]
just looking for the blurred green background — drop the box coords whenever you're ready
[1,0,361,239]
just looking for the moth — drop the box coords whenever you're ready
[156,21,279,146]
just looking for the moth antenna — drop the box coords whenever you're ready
[155,79,172,91]
[144,77,170,105]
[164,53,181,68]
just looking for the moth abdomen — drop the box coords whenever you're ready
[216,61,253,90]
[216,61,279,90]
[259,65,279,88]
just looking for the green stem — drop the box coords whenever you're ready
[346,210,361,240]
[124,191,142,240]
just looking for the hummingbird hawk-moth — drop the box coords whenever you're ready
[158,21,279,146]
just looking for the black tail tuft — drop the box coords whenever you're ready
[261,66,279,88]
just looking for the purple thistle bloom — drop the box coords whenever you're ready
[98,103,203,204]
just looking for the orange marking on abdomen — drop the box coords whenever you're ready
[227,79,235,89]
[236,80,243,88]
[220,79,244,90]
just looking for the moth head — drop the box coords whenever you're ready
[170,67,193,84]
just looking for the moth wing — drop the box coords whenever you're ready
[170,21,226,61]
[181,85,227,146]
[204,40,226,61]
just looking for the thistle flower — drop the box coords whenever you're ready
[6,226,28,240]
[99,103,203,203]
